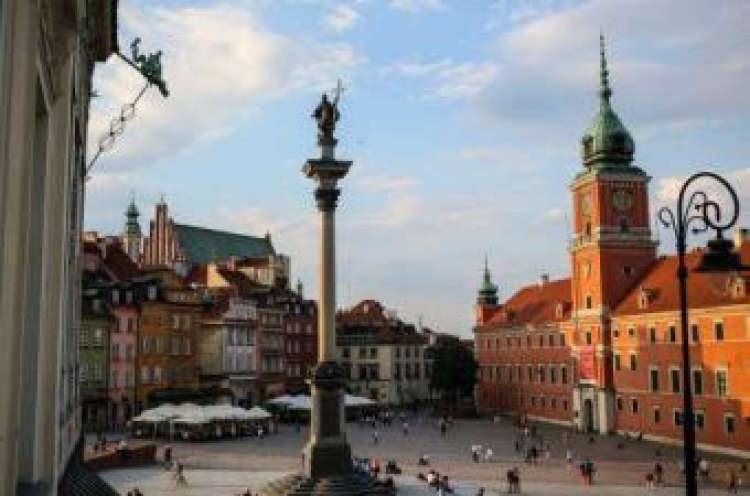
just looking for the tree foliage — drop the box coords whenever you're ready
[428,336,477,399]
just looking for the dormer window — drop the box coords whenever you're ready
[555,302,565,319]
[112,290,120,304]
[731,276,746,299]
[582,136,593,158]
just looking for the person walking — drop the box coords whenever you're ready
[484,446,493,463]
[645,472,655,490]
[402,421,409,436]
[727,469,739,493]
[373,430,380,445]
[566,449,573,471]
[654,462,664,487]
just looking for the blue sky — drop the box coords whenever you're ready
[86,0,750,335]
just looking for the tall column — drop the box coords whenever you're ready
[301,92,353,480]
[316,187,339,362]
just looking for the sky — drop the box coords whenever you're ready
[85,0,750,336]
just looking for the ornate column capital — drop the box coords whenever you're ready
[315,187,341,212]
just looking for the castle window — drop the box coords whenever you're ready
[585,222,592,237]
[673,410,683,427]
[616,396,623,411]
[623,265,633,276]
[619,217,629,233]
[695,411,705,430]
[631,398,639,414]
[670,367,681,393]
[691,324,700,342]
[725,414,736,435]
[653,407,661,424]
[649,327,657,343]
[668,325,677,343]
[649,367,659,391]
[585,295,592,309]
[714,321,725,341]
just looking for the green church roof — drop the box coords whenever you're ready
[173,223,275,265]
[581,34,634,168]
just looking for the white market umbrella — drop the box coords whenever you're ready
[287,395,312,411]
[267,395,295,406]
[247,406,272,420]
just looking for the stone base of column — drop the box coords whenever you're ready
[303,439,353,479]
[259,473,393,496]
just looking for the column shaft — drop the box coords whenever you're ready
[318,208,336,362]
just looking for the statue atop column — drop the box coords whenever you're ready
[312,80,343,146]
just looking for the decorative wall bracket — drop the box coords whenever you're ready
[86,38,169,177]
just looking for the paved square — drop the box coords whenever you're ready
[98,417,748,495]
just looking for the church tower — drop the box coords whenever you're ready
[475,257,499,325]
[122,195,142,263]
[569,36,657,434]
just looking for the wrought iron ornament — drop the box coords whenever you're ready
[86,38,169,176]
[657,171,742,496]
[658,172,740,251]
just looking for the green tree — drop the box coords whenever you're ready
[428,336,478,403]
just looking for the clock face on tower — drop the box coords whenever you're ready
[612,189,634,212]
[581,193,592,216]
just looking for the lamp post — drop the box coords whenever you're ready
[658,171,745,496]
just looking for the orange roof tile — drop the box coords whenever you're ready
[613,242,750,316]
[484,278,571,328]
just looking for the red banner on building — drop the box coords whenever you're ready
[579,346,596,381]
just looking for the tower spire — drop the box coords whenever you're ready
[477,256,498,306]
[599,31,612,105]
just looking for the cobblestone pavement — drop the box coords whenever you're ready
[99,417,749,495]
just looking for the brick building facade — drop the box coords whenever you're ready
[474,40,750,456]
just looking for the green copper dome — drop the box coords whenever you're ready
[477,257,498,306]
[581,35,634,167]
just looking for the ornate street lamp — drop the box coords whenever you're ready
[658,171,747,496]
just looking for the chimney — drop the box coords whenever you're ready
[540,273,549,286]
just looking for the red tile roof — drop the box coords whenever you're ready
[103,244,140,281]
[613,242,750,316]
[484,278,572,328]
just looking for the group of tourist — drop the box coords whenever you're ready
[418,469,455,494]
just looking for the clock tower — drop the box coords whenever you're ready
[569,35,657,434]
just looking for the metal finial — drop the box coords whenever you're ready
[599,32,612,104]
[483,255,491,283]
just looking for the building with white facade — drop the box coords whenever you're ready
[336,300,432,405]
[0,1,117,494]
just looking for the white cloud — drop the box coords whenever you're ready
[391,58,499,99]
[352,174,418,193]
[324,4,360,33]
[479,0,750,130]
[89,2,361,170]
[388,0,444,13]
[534,206,565,226]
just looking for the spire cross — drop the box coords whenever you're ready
[599,31,612,104]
